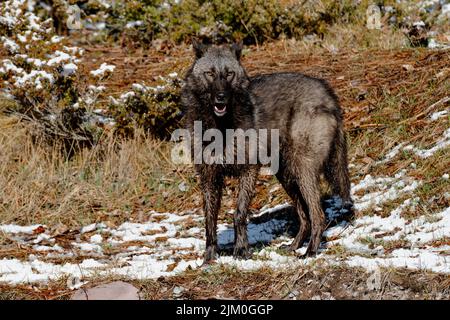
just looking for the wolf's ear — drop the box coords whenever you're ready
[192,39,208,59]
[231,40,243,61]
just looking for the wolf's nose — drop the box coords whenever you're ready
[216,92,226,102]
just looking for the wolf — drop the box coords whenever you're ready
[181,41,352,263]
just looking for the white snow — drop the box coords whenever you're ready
[217,249,301,271]
[0,224,44,234]
[329,201,448,250]
[62,63,78,76]
[430,110,448,121]
[442,4,450,14]
[409,129,450,158]
[89,85,106,93]
[350,170,420,211]
[63,46,84,56]
[80,223,98,234]
[2,37,20,53]
[50,35,64,44]
[119,91,136,100]
[125,21,143,29]
[47,51,72,66]
[34,233,52,244]
[33,244,63,252]
[90,234,103,244]
[345,247,449,274]
[14,70,54,89]
[90,63,116,78]
[0,59,24,74]
[253,203,290,218]
[72,242,103,253]
[376,128,450,162]
[131,83,148,92]
[0,258,106,285]
[26,11,42,31]
[17,34,27,43]
[0,15,18,27]
[26,57,44,67]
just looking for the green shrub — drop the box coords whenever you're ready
[105,0,366,46]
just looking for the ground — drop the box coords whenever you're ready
[1,40,449,299]
[0,3,449,299]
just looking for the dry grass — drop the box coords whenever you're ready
[0,114,199,228]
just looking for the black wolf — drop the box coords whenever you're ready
[181,41,352,263]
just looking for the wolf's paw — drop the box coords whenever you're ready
[298,241,320,258]
[298,249,316,259]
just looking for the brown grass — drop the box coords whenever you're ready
[0,115,199,228]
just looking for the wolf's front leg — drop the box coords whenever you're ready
[200,169,223,264]
[234,168,258,259]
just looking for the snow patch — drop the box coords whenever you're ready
[0,167,448,285]
[90,63,116,78]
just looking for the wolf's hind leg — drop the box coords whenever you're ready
[277,168,310,251]
[294,161,325,256]
[324,126,354,220]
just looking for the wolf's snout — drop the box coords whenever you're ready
[214,92,229,117]
[215,92,227,104]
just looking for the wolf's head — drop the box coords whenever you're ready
[187,40,249,118]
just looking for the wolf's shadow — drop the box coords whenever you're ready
[217,196,353,254]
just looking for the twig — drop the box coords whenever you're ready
[349,123,386,131]
[399,96,449,124]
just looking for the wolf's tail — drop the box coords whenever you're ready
[325,123,352,206]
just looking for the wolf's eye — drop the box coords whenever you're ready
[204,71,214,78]
[226,71,235,78]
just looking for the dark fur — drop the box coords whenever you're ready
[182,42,352,263]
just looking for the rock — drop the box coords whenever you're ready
[287,290,299,300]
[356,89,368,101]
[71,281,140,300]
[67,276,87,290]
[172,286,185,298]
[366,5,382,30]
[178,182,188,192]
[402,64,414,72]
[366,269,382,291]
[322,292,335,300]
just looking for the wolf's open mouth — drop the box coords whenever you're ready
[214,105,227,117]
